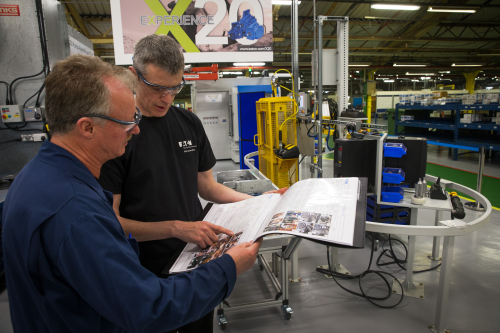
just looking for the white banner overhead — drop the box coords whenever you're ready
[110,0,273,65]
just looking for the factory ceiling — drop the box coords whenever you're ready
[59,0,500,91]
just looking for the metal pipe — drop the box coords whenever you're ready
[318,17,323,178]
[292,0,300,99]
[477,147,485,194]
[431,211,442,260]
[432,236,455,333]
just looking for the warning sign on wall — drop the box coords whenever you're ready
[0,5,20,16]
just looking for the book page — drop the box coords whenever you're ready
[256,178,360,246]
[169,194,281,273]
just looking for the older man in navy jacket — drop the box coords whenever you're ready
[1,55,261,333]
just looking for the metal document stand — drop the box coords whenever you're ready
[215,170,302,330]
[215,172,368,330]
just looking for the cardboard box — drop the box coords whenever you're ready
[432,91,448,99]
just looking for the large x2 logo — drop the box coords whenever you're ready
[144,0,200,53]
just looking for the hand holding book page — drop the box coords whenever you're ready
[169,178,361,274]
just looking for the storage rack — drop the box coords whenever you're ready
[395,103,500,160]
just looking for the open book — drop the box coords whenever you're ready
[169,177,366,274]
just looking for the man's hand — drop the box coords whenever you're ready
[226,238,263,276]
[263,187,289,195]
[172,221,234,248]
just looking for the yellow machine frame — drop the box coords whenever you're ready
[254,96,298,188]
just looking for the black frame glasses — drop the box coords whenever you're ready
[74,107,142,133]
[135,68,186,97]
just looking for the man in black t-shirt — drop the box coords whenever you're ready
[99,35,285,333]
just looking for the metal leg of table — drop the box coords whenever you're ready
[465,146,486,212]
[430,236,455,333]
[430,211,442,261]
[272,252,279,278]
[290,244,300,282]
[396,208,424,298]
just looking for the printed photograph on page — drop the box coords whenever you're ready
[187,232,243,270]
[263,211,332,238]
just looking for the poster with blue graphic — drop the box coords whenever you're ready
[110,0,273,65]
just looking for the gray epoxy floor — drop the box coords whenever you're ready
[1,148,499,333]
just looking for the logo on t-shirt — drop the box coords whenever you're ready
[179,140,197,153]
[179,140,192,147]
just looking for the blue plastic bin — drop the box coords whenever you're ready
[384,143,407,158]
[381,186,404,203]
[382,167,406,184]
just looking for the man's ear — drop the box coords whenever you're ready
[75,118,96,138]
[129,66,136,76]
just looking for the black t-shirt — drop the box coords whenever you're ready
[98,106,216,276]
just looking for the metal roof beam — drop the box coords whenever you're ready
[297,0,500,8]
[64,0,91,36]
[274,34,500,42]
[276,17,500,26]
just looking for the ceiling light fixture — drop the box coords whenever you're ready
[233,62,265,66]
[348,62,371,67]
[371,4,420,10]
[428,6,479,13]
[406,72,436,76]
[452,63,483,67]
[394,63,428,67]
[384,80,395,83]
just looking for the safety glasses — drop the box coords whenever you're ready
[74,107,142,133]
[136,68,185,97]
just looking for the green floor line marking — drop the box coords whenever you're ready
[426,162,500,208]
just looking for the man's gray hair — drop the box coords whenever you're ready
[133,34,185,76]
[45,54,137,135]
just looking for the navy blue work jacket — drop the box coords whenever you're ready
[1,141,236,333]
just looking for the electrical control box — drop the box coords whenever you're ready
[1,105,25,123]
[24,107,43,122]
[334,138,377,191]
[21,133,48,142]
[289,92,310,116]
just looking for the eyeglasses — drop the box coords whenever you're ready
[74,107,142,133]
[135,68,186,97]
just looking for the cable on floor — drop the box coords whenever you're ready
[316,233,404,308]
[376,235,441,273]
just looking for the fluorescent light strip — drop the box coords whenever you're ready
[394,63,427,67]
[452,64,483,67]
[371,4,420,10]
[428,6,477,13]
[384,80,395,83]
[233,62,265,66]
[406,72,436,76]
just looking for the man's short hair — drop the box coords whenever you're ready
[45,55,137,135]
[133,34,185,76]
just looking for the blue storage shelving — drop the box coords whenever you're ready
[395,103,500,160]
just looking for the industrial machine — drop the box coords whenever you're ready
[194,78,271,161]
[255,96,298,188]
